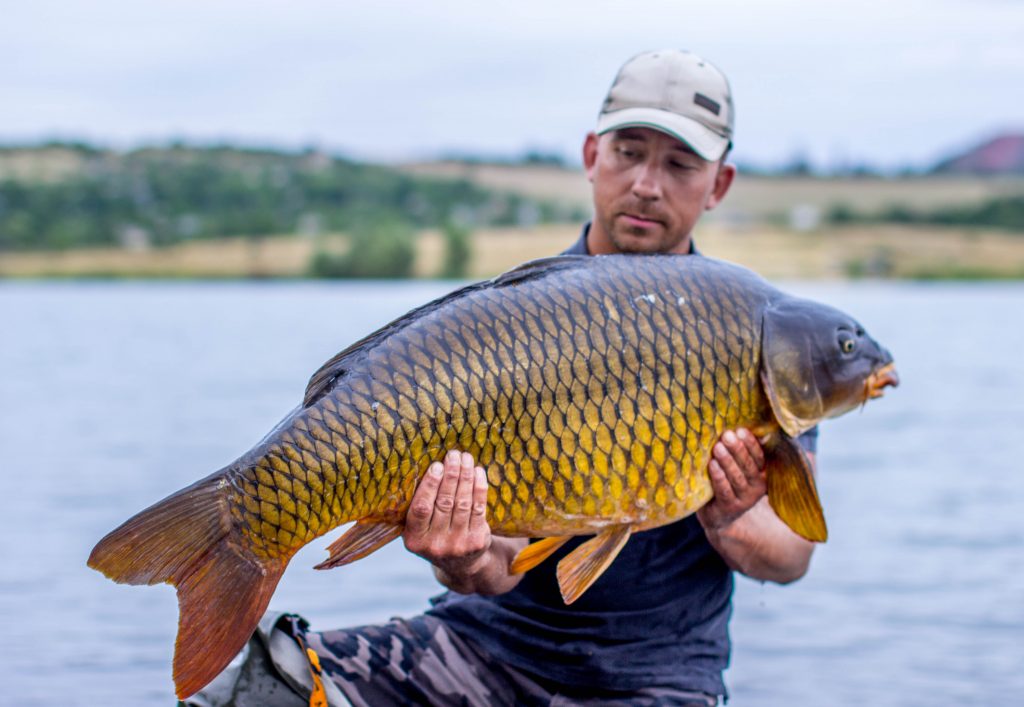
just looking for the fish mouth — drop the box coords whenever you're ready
[864,362,900,400]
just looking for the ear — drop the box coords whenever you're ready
[760,301,824,438]
[582,132,599,182]
[704,161,735,211]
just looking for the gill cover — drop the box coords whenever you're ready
[760,298,832,438]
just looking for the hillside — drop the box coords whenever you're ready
[0,144,577,252]
[2,144,1023,280]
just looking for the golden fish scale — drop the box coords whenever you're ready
[224,258,768,559]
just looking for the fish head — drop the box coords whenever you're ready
[761,297,899,437]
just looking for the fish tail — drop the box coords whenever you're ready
[87,471,288,699]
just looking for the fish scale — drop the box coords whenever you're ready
[89,253,898,699]
[227,256,762,551]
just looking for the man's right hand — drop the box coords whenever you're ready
[403,449,527,595]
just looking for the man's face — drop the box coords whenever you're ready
[583,127,735,255]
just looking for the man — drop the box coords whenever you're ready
[186,49,817,707]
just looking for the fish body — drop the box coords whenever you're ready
[88,254,897,698]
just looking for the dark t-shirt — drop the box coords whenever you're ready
[428,225,817,697]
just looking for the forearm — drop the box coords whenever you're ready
[702,497,814,584]
[432,536,528,595]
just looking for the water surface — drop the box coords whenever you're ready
[1,280,1021,705]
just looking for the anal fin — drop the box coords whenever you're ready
[764,435,828,542]
[509,536,571,574]
[314,520,403,570]
[556,526,631,604]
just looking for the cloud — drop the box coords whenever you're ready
[1,0,1021,167]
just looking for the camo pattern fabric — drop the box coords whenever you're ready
[303,614,719,707]
[185,611,719,706]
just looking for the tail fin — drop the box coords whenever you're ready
[87,473,288,699]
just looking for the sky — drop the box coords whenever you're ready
[2,0,1022,170]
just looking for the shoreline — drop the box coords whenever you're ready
[2,223,1023,281]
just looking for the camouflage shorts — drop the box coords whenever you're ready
[182,612,718,707]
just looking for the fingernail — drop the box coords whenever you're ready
[723,430,735,443]
[447,450,460,463]
[462,451,473,467]
[736,429,748,440]
[476,467,486,483]
[429,462,443,478]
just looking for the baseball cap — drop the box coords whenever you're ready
[597,49,735,161]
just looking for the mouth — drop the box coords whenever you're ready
[619,212,664,229]
[864,362,900,400]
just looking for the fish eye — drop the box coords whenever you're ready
[839,335,857,354]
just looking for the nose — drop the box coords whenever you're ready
[631,161,663,200]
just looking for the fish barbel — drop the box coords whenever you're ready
[88,254,898,697]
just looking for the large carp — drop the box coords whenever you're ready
[89,254,897,698]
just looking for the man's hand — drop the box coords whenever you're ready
[404,450,491,574]
[697,428,814,584]
[696,428,766,531]
[403,450,527,595]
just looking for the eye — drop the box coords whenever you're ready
[839,335,857,354]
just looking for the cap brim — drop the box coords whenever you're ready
[596,107,730,161]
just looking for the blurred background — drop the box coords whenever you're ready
[1,1,1022,705]
[1,0,1022,279]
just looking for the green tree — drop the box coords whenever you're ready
[439,222,472,279]
[309,217,416,279]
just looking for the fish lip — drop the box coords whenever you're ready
[865,362,900,400]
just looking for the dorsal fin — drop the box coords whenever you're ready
[302,255,589,407]
[489,255,588,287]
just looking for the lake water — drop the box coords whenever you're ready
[1,279,1022,706]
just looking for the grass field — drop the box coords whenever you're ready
[3,222,1022,281]
[400,162,1024,220]
[2,164,1022,280]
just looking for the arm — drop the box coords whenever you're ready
[403,450,527,595]
[696,429,815,584]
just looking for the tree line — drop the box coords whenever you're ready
[0,144,582,254]
[826,195,1024,231]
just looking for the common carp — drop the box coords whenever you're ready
[88,254,898,698]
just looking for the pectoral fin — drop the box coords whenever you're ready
[510,536,571,574]
[556,526,631,604]
[314,520,403,570]
[764,436,828,542]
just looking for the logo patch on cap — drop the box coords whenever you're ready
[693,92,721,116]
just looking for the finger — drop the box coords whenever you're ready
[736,428,765,471]
[432,450,463,522]
[406,461,444,534]
[467,466,489,533]
[449,452,477,532]
[713,438,749,495]
[720,430,755,482]
[707,458,738,505]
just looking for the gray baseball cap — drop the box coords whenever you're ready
[597,49,735,161]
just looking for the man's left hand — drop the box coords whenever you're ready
[696,428,766,531]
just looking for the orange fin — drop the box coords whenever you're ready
[314,520,403,570]
[764,435,828,542]
[509,536,571,574]
[556,526,631,604]
[87,472,288,699]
